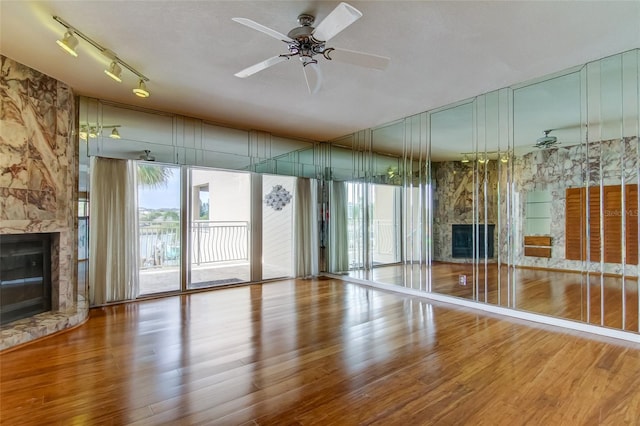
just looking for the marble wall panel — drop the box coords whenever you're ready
[0,121,29,188]
[0,188,28,220]
[0,55,84,351]
[515,137,639,274]
[432,160,499,261]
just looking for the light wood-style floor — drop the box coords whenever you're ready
[2,278,640,425]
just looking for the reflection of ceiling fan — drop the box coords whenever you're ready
[534,130,559,149]
[139,150,155,161]
[232,2,390,94]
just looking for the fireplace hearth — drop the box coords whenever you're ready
[0,234,52,325]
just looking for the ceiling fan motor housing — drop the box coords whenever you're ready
[287,15,326,62]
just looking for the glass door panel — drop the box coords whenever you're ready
[370,184,401,266]
[262,175,295,280]
[137,163,181,295]
[346,181,367,278]
[188,169,251,289]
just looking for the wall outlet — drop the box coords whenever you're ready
[458,274,467,286]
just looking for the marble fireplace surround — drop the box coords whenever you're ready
[0,56,87,351]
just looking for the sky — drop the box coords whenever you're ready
[138,169,181,210]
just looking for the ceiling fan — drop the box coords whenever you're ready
[534,130,559,149]
[232,2,390,94]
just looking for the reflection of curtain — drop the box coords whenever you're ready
[294,178,318,277]
[329,181,349,272]
[89,157,139,305]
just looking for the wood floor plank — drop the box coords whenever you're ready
[1,278,639,425]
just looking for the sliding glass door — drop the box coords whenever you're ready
[187,168,251,289]
[136,165,292,296]
[137,163,182,295]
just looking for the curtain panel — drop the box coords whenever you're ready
[89,157,139,305]
[294,178,319,277]
[329,180,349,273]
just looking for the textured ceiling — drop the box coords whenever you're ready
[2,1,639,157]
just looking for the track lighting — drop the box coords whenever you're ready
[460,151,509,164]
[80,124,122,140]
[104,61,123,82]
[56,31,78,57]
[53,16,150,98]
[133,79,150,98]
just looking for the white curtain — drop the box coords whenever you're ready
[294,177,318,277]
[329,180,349,273]
[89,157,139,305]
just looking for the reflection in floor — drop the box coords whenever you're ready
[139,261,251,295]
[349,262,639,332]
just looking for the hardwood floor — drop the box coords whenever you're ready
[1,278,640,425]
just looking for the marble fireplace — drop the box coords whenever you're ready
[0,56,88,350]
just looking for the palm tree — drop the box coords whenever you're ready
[137,164,173,188]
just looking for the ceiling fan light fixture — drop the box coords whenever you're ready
[104,61,123,82]
[133,79,150,97]
[56,31,79,57]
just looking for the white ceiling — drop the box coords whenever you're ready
[2,1,639,155]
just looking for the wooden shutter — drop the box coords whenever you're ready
[626,185,638,265]
[565,184,637,265]
[565,188,584,260]
[587,187,601,262]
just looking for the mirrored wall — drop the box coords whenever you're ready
[326,49,640,334]
[77,48,639,335]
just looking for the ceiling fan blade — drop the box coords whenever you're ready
[232,18,293,42]
[303,62,323,95]
[324,48,390,70]
[235,56,289,78]
[312,2,362,42]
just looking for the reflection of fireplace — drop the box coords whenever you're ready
[452,224,495,258]
[0,234,52,325]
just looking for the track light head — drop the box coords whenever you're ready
[110,128,121,139]
[56,31,78,57]
[461,154,470,163]
[105,61,123,82]
[133,79,150,97]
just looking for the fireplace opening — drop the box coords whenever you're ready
[0,233,52,325]
[452,224,495,258]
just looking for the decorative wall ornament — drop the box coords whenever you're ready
[264,185,292,211]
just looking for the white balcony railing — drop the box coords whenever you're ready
[139,220,249,269]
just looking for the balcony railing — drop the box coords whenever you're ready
[139,220,248,269]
